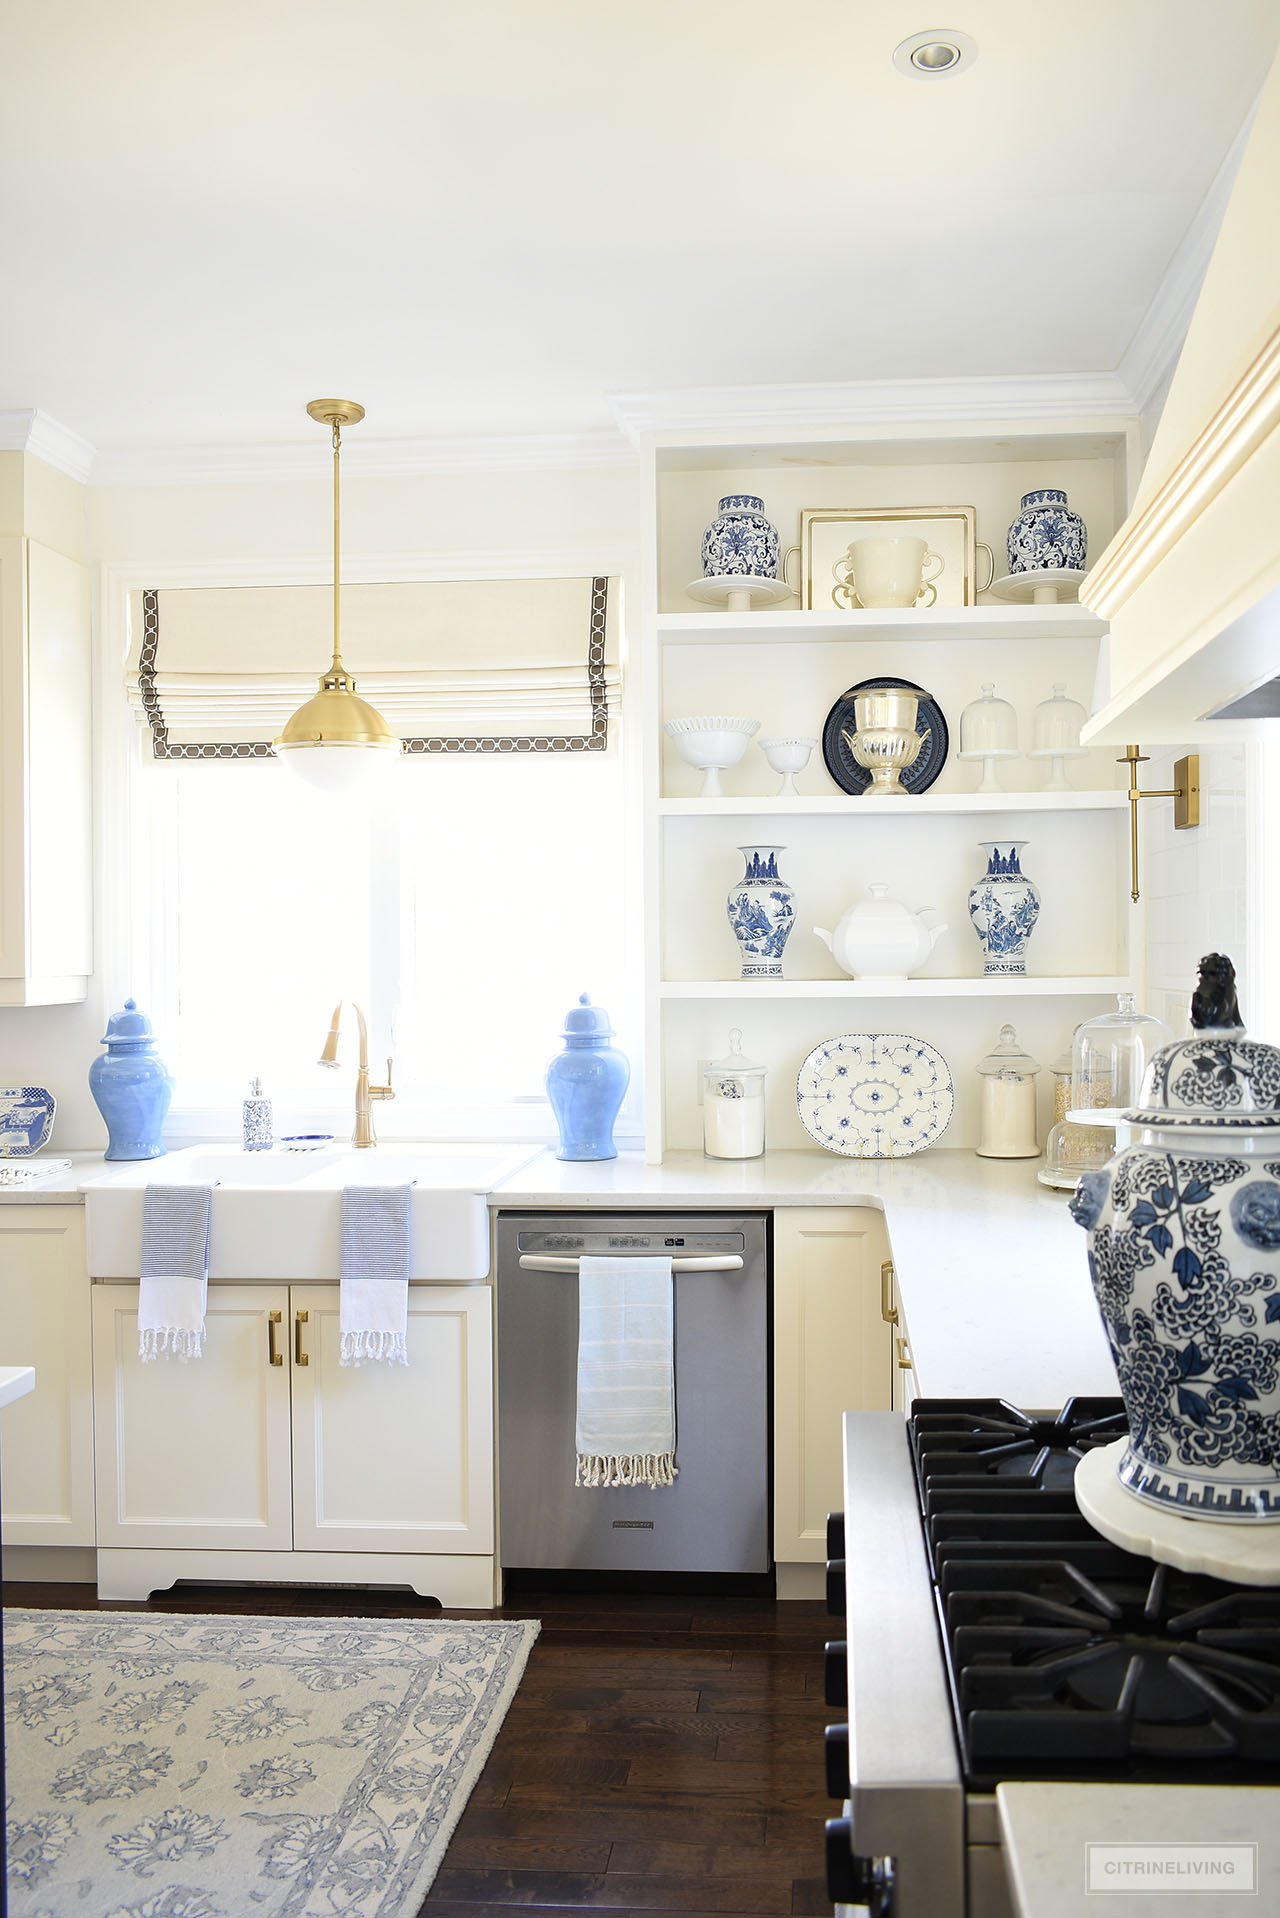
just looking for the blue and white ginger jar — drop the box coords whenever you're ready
[701,495,781,579]
[1006,488,1087,574]
[966,840,1041,978]
[726,845,795,981]
[545,993,630,1162]
[89,998,174,1161]
[1070,954,1280,1522]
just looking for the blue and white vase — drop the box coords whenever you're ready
[701,495,780,579]
[1006,488,1087,574]
[1070,954,1280,1522]
[545,993,630,1162]
[967,840,1041,977]
[727,845,795,981]
[89,998,174,1160]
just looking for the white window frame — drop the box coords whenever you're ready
[98,554,645,1148]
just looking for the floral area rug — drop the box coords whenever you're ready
[5,1607,539,1917]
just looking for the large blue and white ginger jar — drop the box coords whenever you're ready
[89,998,174,1161]
[1070,954,1280,1522]
[1006,488,1087,574]
[726,845,795,981]
[966,840,1041,978]
[701,495,781,579]
[545,993,630,1162]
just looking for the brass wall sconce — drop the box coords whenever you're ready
[1119,745,1200,903]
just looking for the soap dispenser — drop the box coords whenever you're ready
[243,1077,273,1152]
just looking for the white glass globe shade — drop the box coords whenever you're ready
[274,742,401,793]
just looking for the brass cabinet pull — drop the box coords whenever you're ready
[880,1259,899,1326]
[895,1332,914,1371]
[267,1310,283,1367]
[294,1309,310,1367]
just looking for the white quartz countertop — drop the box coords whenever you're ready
[12,1143,1117,1406]
[491,1148,1120,1406]
[997,1782,1278,1915]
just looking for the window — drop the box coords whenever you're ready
[121,576,633,1141]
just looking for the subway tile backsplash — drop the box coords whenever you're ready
[1143,743,1248,1031]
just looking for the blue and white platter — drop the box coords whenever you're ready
[0,1087,56,1156]
[796,1033,953,1158]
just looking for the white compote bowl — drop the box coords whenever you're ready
[757,736,817,796]
[664,715,759,797]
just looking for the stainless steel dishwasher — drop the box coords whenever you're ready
[495,1212,770,1576]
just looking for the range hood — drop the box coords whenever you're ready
[1081,48,1280,742]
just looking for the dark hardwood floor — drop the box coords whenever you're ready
[4,1580,837,1917]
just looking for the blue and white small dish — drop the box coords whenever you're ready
[0,1087,56,1156]
[796,1033,953,1158]
[822,677,949,796]
[279,1133,335,1152]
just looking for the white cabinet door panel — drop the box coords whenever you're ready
[0,1208,94,1546]
[92,1284,292,1550]
[290,1284,493,1555]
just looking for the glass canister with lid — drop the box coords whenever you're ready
[1069,992,1174,1124]
[975,1023,1041,1158]
[702,1029,766,1160]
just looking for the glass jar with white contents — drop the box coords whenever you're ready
[975,1023,1041,1159]
[702,1030,766,1160]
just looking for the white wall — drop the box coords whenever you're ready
[1142,741,1255,1034]
[0,458,640,1151]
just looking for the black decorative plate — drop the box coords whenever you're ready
[821,677,949,797]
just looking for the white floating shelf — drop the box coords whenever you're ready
[656,604,1108,646]
[658,790,1127,817]
[659,977,1134,1001]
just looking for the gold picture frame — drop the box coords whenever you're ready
[797,505,990,611]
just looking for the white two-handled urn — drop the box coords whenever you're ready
[1070,954,1280,1522]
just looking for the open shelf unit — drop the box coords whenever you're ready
[638,413,1145,1161]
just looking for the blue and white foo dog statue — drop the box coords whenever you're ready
[1070,954,1280,1521]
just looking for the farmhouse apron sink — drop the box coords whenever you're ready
[85,1142,540,1281]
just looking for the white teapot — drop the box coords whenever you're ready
[814,883,947,980]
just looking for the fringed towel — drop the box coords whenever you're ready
[340,1183,413,1367]
[138,1183,215,1362]
[575,1254,677,1488]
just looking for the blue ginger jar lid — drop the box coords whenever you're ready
[100,998,159,1050]
[559,992,615,1043]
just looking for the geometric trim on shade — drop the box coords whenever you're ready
[137,576,610,760]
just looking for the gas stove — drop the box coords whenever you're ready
[825,1400,1280,1918]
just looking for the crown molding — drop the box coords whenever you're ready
[608,370,1137,441]
[101,547,639,593]
[0,409,97,483]
[1116,95,1258,419]
[89,427,636,487]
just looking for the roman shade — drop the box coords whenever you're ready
[126,575,618,758]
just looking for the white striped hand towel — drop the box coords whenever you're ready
[340,1183,413,1366]
[138,1183,215,1362]
[575,1254,677,1489]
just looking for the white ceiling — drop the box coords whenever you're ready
[2,0,1278,455]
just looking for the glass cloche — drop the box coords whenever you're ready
[957,682,1019,793]
[1069,992,1174,1125]
[1029,682,1088,792]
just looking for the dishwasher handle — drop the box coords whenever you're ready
[517,1253,744,1274]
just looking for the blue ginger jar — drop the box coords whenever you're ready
[701,495,781,579]
[966,840,1041,978]
[89,998,174,1160]
[546,993,630,1162]
[727,844,796,981]
[1006,487,1087,575]
[1070,955,1280,1521]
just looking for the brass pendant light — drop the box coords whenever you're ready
[273,399,401,784]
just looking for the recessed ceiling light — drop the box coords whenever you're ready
[892,28,978,78]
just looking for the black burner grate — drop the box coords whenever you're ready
[908,1398,1280,1789]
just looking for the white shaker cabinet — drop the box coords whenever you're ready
[91,1281,495,1604]
[773,1207,893,1574]
[0,1206,95,1548]
[0,536,92,1005]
